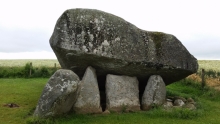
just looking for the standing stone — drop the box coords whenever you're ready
[34,69,80,117]
[73,66,102,114]
[142,75,166,110]
[106,74,140,112]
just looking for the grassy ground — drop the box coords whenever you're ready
[1,78,220,124]
[198,60,220,72]
[0,78,48,124]
[0,59,60,68]
[0,60,220,123]
[187,60,220,90]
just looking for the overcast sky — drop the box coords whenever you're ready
[0,0,219,59]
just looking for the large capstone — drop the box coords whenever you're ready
[34,69,80,117]
[73,66,102,114]
[50,8,198,86]
[106,74,140,112]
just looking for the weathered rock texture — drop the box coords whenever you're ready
[50,8,198,86]
[163,96,196,110]
[34,69,80,117]
[142,75,166,110]
[174,99,185,107]
[185,103,196,110]
[73,66,102,114]
[163,101,173,109]
[106,74,140,112]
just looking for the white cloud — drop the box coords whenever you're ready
[0,0,219,59]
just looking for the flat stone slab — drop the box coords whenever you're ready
[50,9,198,85]
[106,74,140,112]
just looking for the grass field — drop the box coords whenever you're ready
[0,60,220,124]
[198,60,220,72]
[0,59,60,68]
[0,78,220,124]
[0,78,47,124]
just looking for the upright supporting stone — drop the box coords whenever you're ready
[34,69,80,118]
[142,75,166,110]
[106,74,140,112]
[73,66,102,114]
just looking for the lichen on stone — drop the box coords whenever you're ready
[149,32,164,57]
[50,8,198,85]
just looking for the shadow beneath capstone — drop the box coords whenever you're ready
[138,78,148,110]
[97,75,106,112]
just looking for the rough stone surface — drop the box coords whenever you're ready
[142,75,166,110]
[163,101,173,109]
[174,99,185,106]
[185,103,196,110]
[34,69,80,117]
[174,96,187,103]
[106,74,140,112]
[187,98,195,104]
[102,110,110,114]
[164,96,196,110]
[73,66,102,114]
[50,8,198,86]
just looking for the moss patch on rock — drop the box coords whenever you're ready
[150,32,164,57]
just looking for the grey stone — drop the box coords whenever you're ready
[187,97,195,104]
[166,98,173,102]
[185,103,196,110]
[174,96,187,103]
[50,8,198,87]
[163,101,173,109]
[102,110,110,114]
[34,69,80,117]
[73,66,102,114]
[174,99,185,106]
[142,75,166,110]
[106,74,140,112]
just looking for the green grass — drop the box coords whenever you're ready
[1,78,220,124]
[0,59,60,68]
[0,60,60,78]
[0,78,48,124]
[0,63,58,78]
[198,60,220,72]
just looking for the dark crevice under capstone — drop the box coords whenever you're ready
[97,75,106,112]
